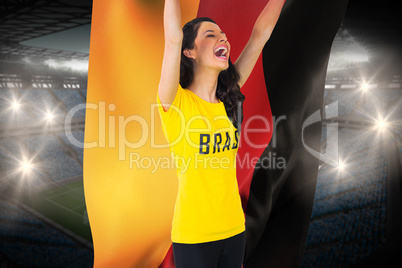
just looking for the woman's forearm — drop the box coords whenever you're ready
[234,0,286,87]
[252,0,286,46]
[164,0,183,42]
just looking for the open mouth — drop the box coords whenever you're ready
[214,46,228,59]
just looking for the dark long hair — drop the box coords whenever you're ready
[180,17,245,128]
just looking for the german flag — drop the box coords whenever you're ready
[84,0,348,267]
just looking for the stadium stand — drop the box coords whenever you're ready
[81,89,87,101]
[0,197,93,267]
[18,89,65,120]
[301,126,402,267]
[24,134,83,182]
[53,89,86,117]
[58,130,85,163]
[0,89,36,123]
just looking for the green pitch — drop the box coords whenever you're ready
[22,179,92,243]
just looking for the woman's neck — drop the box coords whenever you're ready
[187,67,220,103]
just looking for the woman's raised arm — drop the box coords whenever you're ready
[235,0,286,88]
[158,0,183,111]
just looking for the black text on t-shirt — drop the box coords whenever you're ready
[199,130,238,154]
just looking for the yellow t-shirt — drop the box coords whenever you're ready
[156,85,245,244]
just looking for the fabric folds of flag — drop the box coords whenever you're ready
[243,0,349,266]
[84,0,199,267]
[85,0,348,267]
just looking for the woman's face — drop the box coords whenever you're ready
[186,21,231,72]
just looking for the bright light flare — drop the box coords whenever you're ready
[337,160,346,172]
[360,83,369,92]
[68,59,88,71]
[375,117,388,132]
[11,100,21,111]
[43,58,88,72]
[44,59,59,68]
[44,111,55,122]
[19,159,33,175]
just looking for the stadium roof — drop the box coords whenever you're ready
[0,0,92,61]
[0,0,400,68]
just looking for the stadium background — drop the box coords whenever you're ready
[0,0,401,267]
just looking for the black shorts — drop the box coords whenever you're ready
[172,231,246,268]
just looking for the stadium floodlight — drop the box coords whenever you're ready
[337,160,346,172]
[19,159,33,175]
[360,82,369,92]
[11,100,21,111]
[375,117,388,132]
[45,111,55,123]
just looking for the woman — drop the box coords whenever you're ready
[157,0,285,267]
